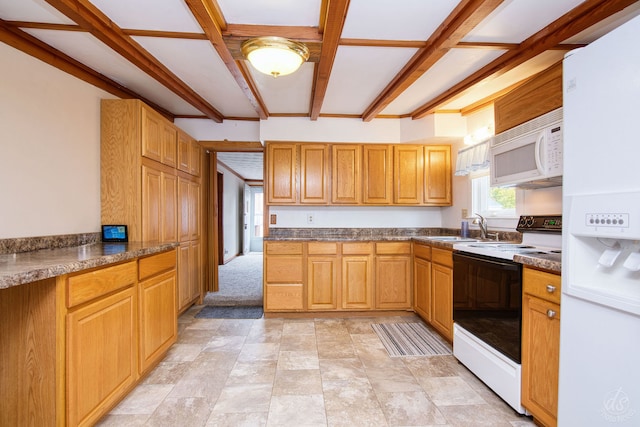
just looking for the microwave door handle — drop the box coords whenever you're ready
[535,132,545,173]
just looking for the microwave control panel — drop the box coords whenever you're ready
[545,125,563,174]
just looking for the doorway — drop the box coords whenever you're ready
[206,149,264,307]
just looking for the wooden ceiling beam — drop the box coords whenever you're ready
[411,0,637,119]
[223,24,322,41]
[185,0,268,120]
[310,0,351,121]
[42,0,224,122]
[361,0,505,122]
[0,19,174,119]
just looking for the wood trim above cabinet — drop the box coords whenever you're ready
[494,62,562,134]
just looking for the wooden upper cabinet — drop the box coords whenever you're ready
[332,144,361,204]
[393,145,424,204]
[363,145,392,204]
[424,145,452,206]
[177,130,200,176]
[494,62,563,134]
[141,106,176,167]
[300,144,329,204]
[267,143,297,204]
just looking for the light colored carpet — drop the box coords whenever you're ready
[203,252,263,307]
[372,322,452,357]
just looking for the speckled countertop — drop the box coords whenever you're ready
[0,242,178,289]
[514,252,561,273]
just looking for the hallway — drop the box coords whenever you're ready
[97,307,535,426]
[204,253,263,307]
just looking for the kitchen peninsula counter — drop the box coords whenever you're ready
[0,241,178,289]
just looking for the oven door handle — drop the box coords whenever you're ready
[453,252,521,271]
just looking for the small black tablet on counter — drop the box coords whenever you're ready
[101,225,128,242]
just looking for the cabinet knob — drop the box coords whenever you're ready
[547,309,556,318]
[546,284,556,293]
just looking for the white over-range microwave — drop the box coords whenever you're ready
[490,108,563,189]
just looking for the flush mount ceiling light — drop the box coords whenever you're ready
[241,36,310,78]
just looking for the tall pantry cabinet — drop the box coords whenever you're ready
[101,99,202,313]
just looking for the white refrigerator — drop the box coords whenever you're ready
[560,14,640,426]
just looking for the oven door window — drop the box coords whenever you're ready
[453,252,523,363]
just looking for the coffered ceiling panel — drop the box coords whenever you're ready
[342,0,459,40]
[89,0,202,32]
[382,48,507,115]
[0,0,73,24]
[323,46,419,115]
[22,29,202,115]
[217,0,322,26]
[248,62,315,114]
[133,36,258,118]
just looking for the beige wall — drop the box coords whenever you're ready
[0,43,116,238]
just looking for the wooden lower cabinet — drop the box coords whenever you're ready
[413,243,432,321]
[64,250,177,427]
[264,242,304,311]
[375,242,412,309]
[522,268,561,427]
[67,286,137,427]
[342,254,373,309]
[138,251,177,375]
[177,241,201,312]
[307,255,338,310]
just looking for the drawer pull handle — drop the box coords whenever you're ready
[547,309,556,318]
[546,285,556,293]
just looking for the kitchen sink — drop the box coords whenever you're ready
[424,236,479,242]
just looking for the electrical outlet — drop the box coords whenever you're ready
[461,208,468,218]
[270,214,277,224]
[307,213,314,224]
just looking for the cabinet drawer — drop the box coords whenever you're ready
[265,284,304,310]
[308,242,338,255]
[376,241,411,255]
[431,247,452,267]
[139,249,177,281]
[413,243,431,260]
[266,241,303,255]
[523,268,561,304]
[67,261,137,308]
[265,256,303,283]
[342,242,373,255]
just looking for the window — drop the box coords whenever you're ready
[471,171,516,218]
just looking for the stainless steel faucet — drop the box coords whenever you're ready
[474,213,488,239]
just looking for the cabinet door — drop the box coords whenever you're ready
[264,243,304,311]
[141,107,163,163]
[522,295,560,427]
[267,143,297,204]
[375,255,411,309]
[300,144,329,204]
[190,140,201,177]
[189,181,200,241]
[431,263,453,341]
[393,145,424,204]
[342,255,372,309]
[161,172,178,243]
[177,131,191,173]
[424,145,452,205]
[177,242,191,310]
[161,123,177,168]
[363,145,392,204]
[178,177,191,242]
[139,270,177,374]
[307,256,338,310]
[332,144,361,204]
[189,241,201,302]
[142,165,161,242]
[67,287,137,427]
[414,257,431,321]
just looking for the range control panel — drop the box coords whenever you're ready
[516,215,563,233]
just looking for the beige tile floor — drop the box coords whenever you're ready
[98,306,536,427]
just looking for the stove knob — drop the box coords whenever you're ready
[526,217,535,227]
[518,217,527,227]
